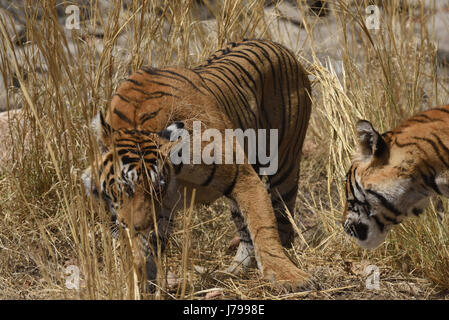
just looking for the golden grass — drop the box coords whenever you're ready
[1,0,449,299]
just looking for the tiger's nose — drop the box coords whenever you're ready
[344,221,368,241]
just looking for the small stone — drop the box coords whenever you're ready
[205,289,223,299]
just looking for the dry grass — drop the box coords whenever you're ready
[1,0,449,299]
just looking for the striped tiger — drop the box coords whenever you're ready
[343,105,449,248]
[82,39,312,291]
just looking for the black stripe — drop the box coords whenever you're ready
[199,69,250,128]
[115,93,130,103]
[117,149,130,156]
[366,190,402,216]
[433,107,449,115]
[394,140,430,157]
[103,153,113,165]
[143,91,178,100]
[230,209,241,219]
[273,44,289,142]
[380,214,399,225]
[419,160,442,195]
[210,58,257,91]
[141,145,158,152]
[116,138,140,144]
[353,170,367,203]
[413,114,441,122]
[203,57,263,128]
[116,143,136,148]
[143,157,157,165]
[201,66,258,123]
[432,133,449,158]
[245,41,277,95]
[128,83,177,99]
[413,136,449,169]
[126,78,142,86]
[141,148,157,157]
[140,108,162,125]
[156,70,205,95]
[143,79,179,91]
[372,215,385,232]
[121,156,140,165]
[113,108,134,125]
[122,129,157,136]
[201,77,238,126]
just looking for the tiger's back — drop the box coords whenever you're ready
[194,40,311,187]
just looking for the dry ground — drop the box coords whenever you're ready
[2,0,449,300]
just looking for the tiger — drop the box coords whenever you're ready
[343,105,449,249]
[81,39,312,291]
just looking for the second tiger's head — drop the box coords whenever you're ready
[343,120,430,249]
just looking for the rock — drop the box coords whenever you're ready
[396,282,421,296]
[204,289,223,299]
[264,1,305,27]
[193,265,207,274]
[0,109,23,166]
[430,11,449,52]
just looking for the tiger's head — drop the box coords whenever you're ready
[81,111,184,232]
[343,120,430,249]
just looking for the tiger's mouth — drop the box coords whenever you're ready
[343,214,391,249]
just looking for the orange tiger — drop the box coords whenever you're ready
[344,105,449,248]
[82,39,312,291]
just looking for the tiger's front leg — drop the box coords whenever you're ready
[229,164,311,291]
[129,208,173,292]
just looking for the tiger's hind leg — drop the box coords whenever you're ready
[226,199,255,274]
[269,165,301,249]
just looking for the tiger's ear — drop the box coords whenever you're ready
[356,120,389,164]
[91,111,112,150]
[157,121,185,141]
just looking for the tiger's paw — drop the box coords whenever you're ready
[263,265,312,292]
